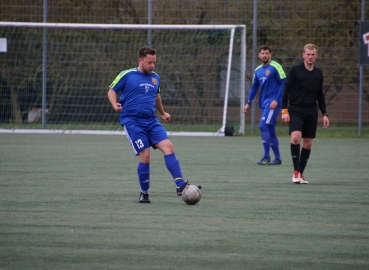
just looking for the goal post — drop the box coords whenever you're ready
[0,22,246,136]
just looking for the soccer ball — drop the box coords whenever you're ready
[182,185,202,205]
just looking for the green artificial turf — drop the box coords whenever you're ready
[1,134,368,269]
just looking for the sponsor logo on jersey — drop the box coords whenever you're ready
[140,83,155,94]
[260,77,267,83]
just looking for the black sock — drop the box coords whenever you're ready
[291,143,300,172]
[299,148,311,175]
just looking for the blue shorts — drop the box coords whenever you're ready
[260,107,281,127]
[123,118,169,155]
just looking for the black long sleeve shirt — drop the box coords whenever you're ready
[282,62,327,115]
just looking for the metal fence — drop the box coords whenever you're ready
[0,0,368,135]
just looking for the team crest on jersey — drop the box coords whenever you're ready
[152,78,157,84]
[266,70,270,76]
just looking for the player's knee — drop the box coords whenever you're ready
[303,139,313,149]
[259,122,268,132]
[291,135,300,144]
[139,155,150,163]
[157,139,174,155]
[138,149,150,163]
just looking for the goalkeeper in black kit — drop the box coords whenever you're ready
[281,44,329,184]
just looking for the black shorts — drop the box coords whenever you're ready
[288,107,318,138]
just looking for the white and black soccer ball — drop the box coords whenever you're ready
[182,185,201,205]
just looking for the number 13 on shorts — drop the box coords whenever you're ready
[135,139,144,149]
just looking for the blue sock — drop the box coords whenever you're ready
[164,153,185,188]
[269,125,281,160]
[137,162,150,193]
[259,122,271,158]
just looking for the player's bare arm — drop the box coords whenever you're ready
[281,108,290,122]
[108,89,122,113]
[242,104,250,113]
[323,115,329,128]
[156,94,170,123]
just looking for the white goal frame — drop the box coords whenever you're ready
[0,22,246,136]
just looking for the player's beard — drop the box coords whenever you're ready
[142,66,153,74]
[261,58,270,65]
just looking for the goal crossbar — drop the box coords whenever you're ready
[0,21,245,31]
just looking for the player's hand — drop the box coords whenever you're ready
[281,109,289,122]
[161,112,171,123]
[114,103,122,113]
[270,100,278,109]
[282,114,290,123]
[242,104,250,113]
[323,115,329,128]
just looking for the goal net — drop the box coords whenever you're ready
[0,22,246,136]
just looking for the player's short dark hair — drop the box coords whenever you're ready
[259,45,272,53]
[138,46,156,58]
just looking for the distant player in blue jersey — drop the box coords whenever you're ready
[108,46,201,203]
[242,45,286,165]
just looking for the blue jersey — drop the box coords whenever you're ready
[247,60,286,109]
[109,68,161,125]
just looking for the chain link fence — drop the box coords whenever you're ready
[0,0,368,135]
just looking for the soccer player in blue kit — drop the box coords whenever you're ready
[243,45,286,165]
[108,46,200,203]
